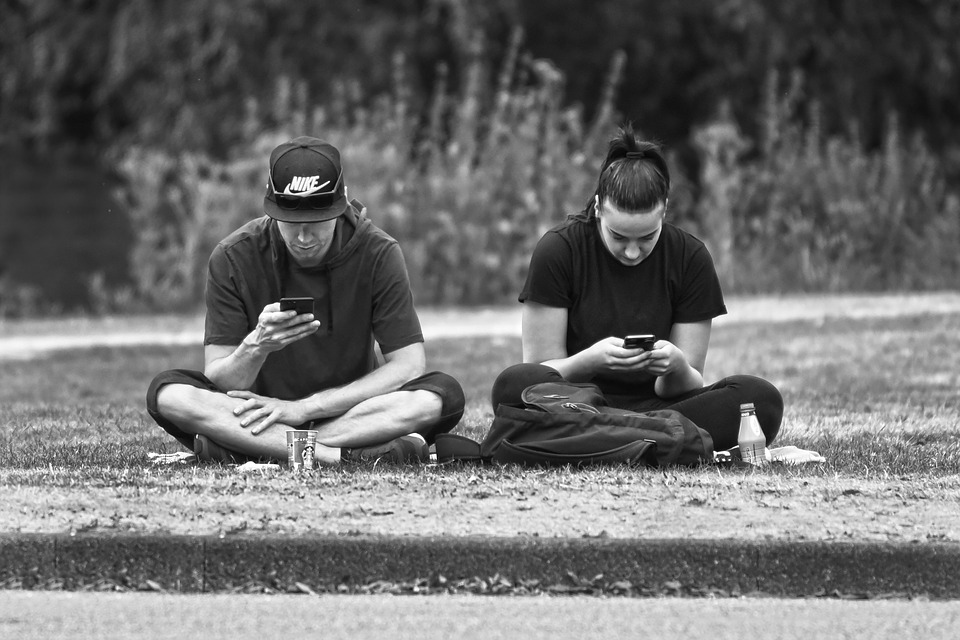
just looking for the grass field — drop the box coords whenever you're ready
[0,305,958,541]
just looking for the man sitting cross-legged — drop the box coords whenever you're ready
[146,136,465,465]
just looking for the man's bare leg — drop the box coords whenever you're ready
[155,385,442,464]
[154,385,338,463]
[311,388,443,448]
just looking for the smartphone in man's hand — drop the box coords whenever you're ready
[623,334,657,350]
[280,297,315,315]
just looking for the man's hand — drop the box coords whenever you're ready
[228,390,310,435]
[243,302,320,354]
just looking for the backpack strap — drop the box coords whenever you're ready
[521,381,607,412]
[493,437,656,467]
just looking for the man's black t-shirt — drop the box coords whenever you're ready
[204,209,423,400]
[519,214,727,397]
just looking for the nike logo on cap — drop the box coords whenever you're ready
[283,176,331,196]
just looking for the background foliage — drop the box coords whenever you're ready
[1,0,959,314]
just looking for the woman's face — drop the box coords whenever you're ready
[596,197,666,266]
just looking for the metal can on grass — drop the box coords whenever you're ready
[286,429,317,470]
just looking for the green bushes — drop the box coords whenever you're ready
[714,71,960,292]
[111,142,268,310]
[114,56,960,310]
[114,35,623,308]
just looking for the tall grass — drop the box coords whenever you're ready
[110,30,622,310]
[698,69,960,292]
[110,46,960,312]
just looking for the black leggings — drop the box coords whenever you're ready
[491,363,783,451]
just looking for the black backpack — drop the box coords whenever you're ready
[436,381,714,467]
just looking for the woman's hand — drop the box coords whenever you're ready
[243,302,320,354]
[579,336,655,373]
[584,337,688,376]
[632,340,687,376]
[227,390,310,435]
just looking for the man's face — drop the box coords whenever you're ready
[276,219,337,267]
[596,197,665,266]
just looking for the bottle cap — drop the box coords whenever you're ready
[739,402,756,412]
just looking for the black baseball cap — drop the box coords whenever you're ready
[263,136,348,223]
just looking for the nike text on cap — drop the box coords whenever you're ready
[263,136,349,223]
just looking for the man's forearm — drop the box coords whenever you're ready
[205,341,269,391]
[299,356,424,421]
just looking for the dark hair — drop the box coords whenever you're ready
[584,123,670,216]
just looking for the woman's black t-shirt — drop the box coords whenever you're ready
[519,214,727,397]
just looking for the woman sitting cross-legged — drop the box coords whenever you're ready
[491,123,783,452]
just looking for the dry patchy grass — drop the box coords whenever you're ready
[0,310,959,540]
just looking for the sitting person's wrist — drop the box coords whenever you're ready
[240,329,274,356]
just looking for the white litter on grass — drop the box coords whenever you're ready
[767,445,826,464]
[715,445,826,465]
[147,452,283,471]
[237,461,282,472]
[147,451,197,465]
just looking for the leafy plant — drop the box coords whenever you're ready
[695,70,960,292]
[112,33,628,307]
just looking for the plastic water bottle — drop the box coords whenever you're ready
[738,402,767,466]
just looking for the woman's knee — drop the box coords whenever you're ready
[490,363,564,409]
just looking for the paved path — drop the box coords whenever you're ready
[4,592,960,640]
[2,292,959,360]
